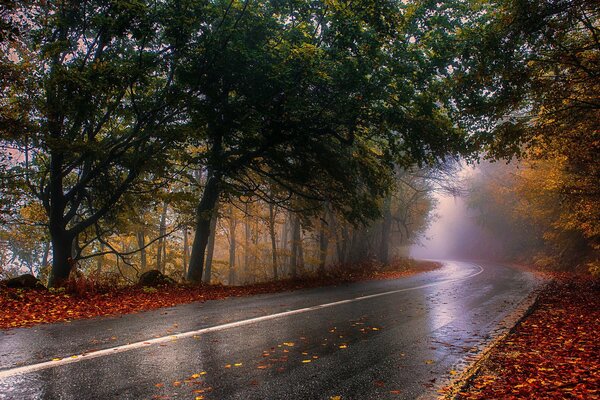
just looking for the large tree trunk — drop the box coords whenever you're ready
[228,206,237,285]
[187,175,221,283]
[202,206,219,284]
[48,231,74,287]
[379,194,392,265]
[268,204,278,280]
[136,229,147,271]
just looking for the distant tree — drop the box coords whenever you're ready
[457,0,599,271]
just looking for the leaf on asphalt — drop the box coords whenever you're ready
[1,261,439,330]
[339,344,348,349]
[302,359,312,363]
[425,360,435,364]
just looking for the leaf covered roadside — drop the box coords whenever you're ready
[0,260,439,330]
[456,276,600,399]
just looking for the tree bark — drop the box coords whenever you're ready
[41,241,50,271]
[202,206,219,284]
[244,203,251,283]
[48,231,74,287]
[290,214,300,278]
[319,218,328,274]
[228,206,237,285]
[96,242,104,275]
[136,229,147,271]
[281,214,289,271]
[187,175,221,283]
[268,203,278,280]
[340,225,350,265]
[183,226,189,280]
[379,194,392,265]
[156,202,168,272]
[47,147,73,287]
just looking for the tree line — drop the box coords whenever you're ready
[1,0,597,285]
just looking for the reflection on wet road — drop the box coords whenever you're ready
[0,261,541,399]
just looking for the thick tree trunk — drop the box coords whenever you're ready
[187,175,221,283]
[136,230,147,271]
[268,204,278,280]
[228,207,237,285]
[379,195,392,265]
[202,207,219,284]
[48,231,74,287]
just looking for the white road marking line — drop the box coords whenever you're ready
[0,263,483,379]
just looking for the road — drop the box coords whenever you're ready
[0,261,542,400]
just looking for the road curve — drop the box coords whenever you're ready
[0,261,542,399]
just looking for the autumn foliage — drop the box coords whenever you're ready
[457,276,600,399]
[0,260,439,330]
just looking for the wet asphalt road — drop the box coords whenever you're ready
[0,261,542,400]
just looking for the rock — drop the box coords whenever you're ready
[137,270,175,287]
[4,274,46,290]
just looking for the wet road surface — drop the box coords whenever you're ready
[0,261,542,399]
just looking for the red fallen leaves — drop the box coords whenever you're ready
[0,260,439,330]
[458,277,600,400]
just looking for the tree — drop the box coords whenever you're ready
[181,0,471,282]
[1,0,191,285]
[457,0,599,271]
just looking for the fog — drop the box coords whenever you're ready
[410,167,502,262]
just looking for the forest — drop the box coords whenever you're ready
[0,0,598,288]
